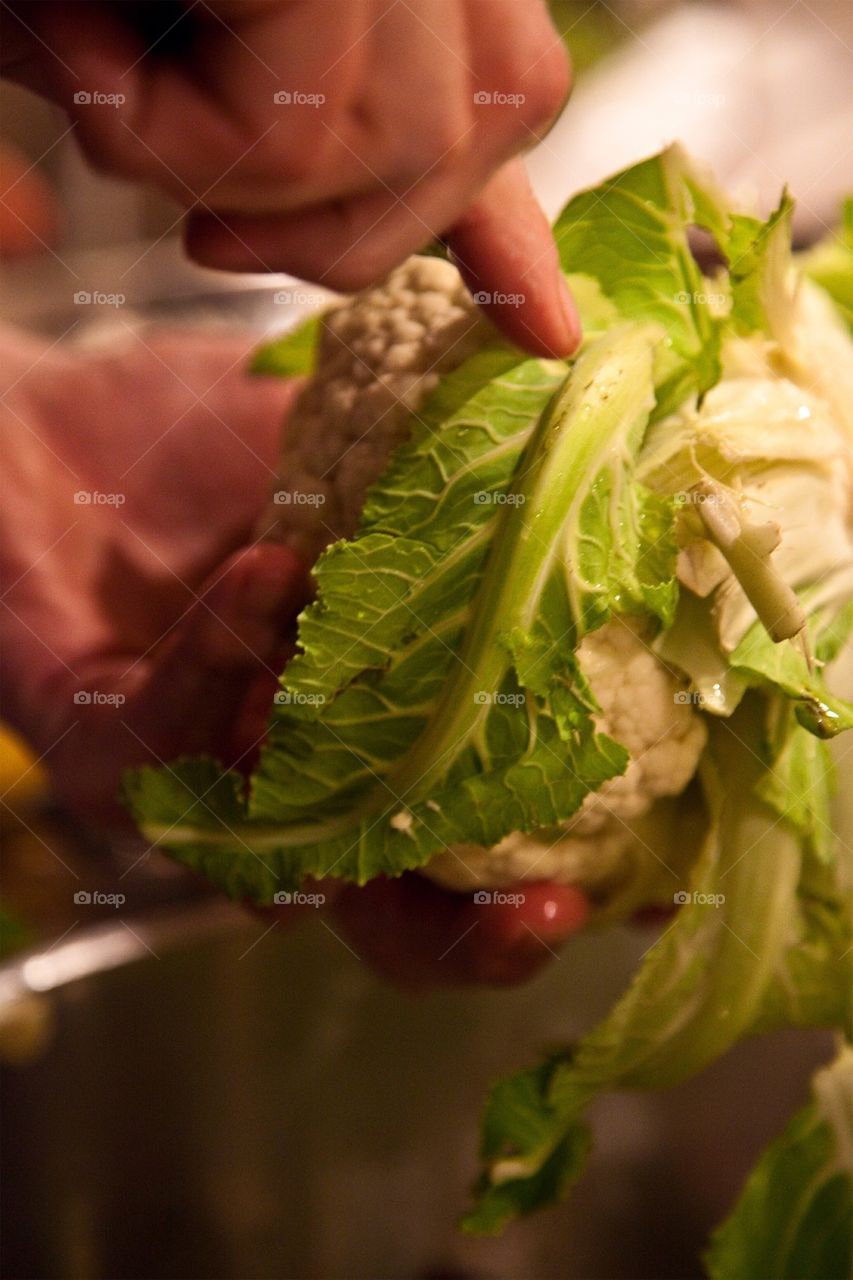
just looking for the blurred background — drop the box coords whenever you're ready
[1,2,851,1277]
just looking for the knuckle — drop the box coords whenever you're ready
[402,109,473,181]
[517,45,571,132]
[371,99,473,190]
[247,123,331,187]
[320,251,391,294]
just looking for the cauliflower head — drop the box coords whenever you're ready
[255,246,852,905]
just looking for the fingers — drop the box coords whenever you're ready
[129,543,311,765]
[446,158,581,356]
[0,142,61,258]
[13,1,572,320]
[331,873,590,989]
[39,542,308,822]
[187,157,580,359]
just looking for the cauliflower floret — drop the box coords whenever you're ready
[260,256,487,561]
[424,617,707,892]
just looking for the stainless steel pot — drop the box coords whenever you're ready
[1,901,832,1280]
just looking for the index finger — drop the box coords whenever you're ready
[445,158,581,359]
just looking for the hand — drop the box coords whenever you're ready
[0,326,588,983]
[0,324,305,818]
[2,0,578,357]
[0,141,60,259]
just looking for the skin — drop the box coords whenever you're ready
[1,0,580,356]
[0,141,60,257]
[0,328,589,986]
[1,0,586,984]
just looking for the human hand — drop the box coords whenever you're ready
[0,324,306,818]
[0,141,60,259]
[2,1,578,357]
[0,325,589,984]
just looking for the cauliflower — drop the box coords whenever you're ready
[258,256,486,562]
[262,260,715,901]
[124,147,853,1267]
[251,249,851,905]
[426,617,707,897]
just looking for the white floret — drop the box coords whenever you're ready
[424,618,707,894]
[260,256,486,561]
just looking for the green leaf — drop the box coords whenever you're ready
[731,617,853,740]
[553,144,725,414]
[726,191,796,340]
[250,314,321,377]
[461,1054,591,1234]
[128,329,680,898]
[798,197,853,332]
[756,715,836,863]
[466,706,807,1226]
[706,1043,853,1280]
[755,852,852,1035]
